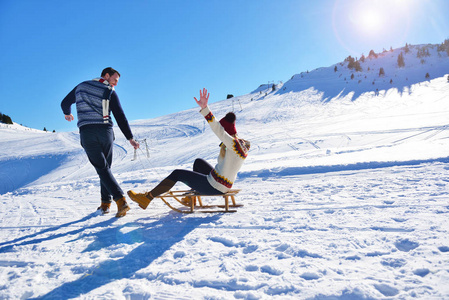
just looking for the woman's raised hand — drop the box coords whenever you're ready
[194,88,209,109]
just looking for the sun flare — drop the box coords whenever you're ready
[331,0,413,57]
[358,9,383,33]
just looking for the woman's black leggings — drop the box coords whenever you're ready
[166,158,223,195]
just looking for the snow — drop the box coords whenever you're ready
[1,44,449,299]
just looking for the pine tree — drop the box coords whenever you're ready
[437,39,449,53]
[345,56,362,71]
[346,56,355,69]
[379,67,385,77]
[0,112,13,124]
[3,115,12,124]
[354,61,362,72]
[397,52,405,67]
[404,43,410,53]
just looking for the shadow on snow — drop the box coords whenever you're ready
[0,212,102,252]
[0,155,66,195]
[19,212,222,299]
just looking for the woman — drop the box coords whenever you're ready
[127,88,250,209]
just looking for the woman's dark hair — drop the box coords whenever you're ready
[101,67,121,77]
[223,112,236,123]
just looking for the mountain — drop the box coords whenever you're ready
[281,43,449,100]
[1,43,449,299]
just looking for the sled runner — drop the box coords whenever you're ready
[154,189,243,213]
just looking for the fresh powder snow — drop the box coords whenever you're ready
[1,43,449,299]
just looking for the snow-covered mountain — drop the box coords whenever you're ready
[1,43,449,299]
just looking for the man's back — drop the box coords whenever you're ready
[75,79,114,128]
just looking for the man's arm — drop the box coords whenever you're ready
[110,91,140,149]
[61,87,76,122]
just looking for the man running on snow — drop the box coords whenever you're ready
[61,67,139,217]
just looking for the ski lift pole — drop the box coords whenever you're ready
[144,139,150,158]
[132,148,137,161]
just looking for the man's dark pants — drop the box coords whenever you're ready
[79,124,124,203]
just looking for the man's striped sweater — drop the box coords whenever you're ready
[61,78,133,140]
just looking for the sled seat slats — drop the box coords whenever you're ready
[154,189,242,213]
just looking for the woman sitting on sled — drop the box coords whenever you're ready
[127,88,251,209]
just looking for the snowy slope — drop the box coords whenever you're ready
[1,44,449,299]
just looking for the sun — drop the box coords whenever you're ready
[349,1,387,37]
[332,0,413,54]
[358,9,383,33]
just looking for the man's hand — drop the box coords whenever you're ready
[65,114,74,122]
[129,139,140,150]
[194,88,209,109]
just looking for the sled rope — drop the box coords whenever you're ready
[132,138,165,181]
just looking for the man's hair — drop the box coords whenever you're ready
[101,67,120,77]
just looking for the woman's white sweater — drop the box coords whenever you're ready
[200,106,249,193]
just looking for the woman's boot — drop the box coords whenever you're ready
[127,178,175,209]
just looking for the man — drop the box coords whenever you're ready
[61,67,139,217]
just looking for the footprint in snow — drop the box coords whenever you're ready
[173,251,186,259]
[374,283,399,297]
[260,265,283,276]
[209,236,240,247]
[392,217,407,223]
[345,255,361,261]
[209,236,257,254]
[300,272,320,280]
[381,258,407,268]
[242,244,258,254]
[413,268,430,277]
[275,243,290,252]
[394,239,419,252]
[245,265,259,272]
[438,246,449,252]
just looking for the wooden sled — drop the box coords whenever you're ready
[154,189,243,213]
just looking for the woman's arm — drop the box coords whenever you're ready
[194,88,209,109]
[195,89,235,148]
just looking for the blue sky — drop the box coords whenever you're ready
[1,0,448,132]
